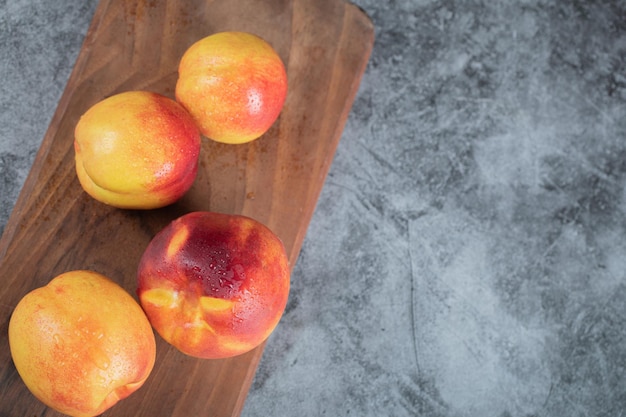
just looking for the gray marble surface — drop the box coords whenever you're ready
[2,1,626,416]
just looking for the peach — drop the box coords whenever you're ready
[8,270,156,417]
[137,211,290,359]
[175,31,288,144]
[74,91,201,209]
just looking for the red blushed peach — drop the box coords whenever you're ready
[137,211,290,359]
[8,270,156,417]
[175,31,288,144]
[74,91,201,209]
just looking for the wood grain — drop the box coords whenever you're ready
[0,0,373,416]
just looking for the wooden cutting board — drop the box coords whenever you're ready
[0,0,373,416]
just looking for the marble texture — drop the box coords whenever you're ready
[2,1,626,416]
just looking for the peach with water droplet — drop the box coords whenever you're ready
[8,270,156,417]
[74,91,201,209]
[175,31,288,144]
[136,211,290,359]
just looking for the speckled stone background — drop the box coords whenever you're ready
[2,1,626,416]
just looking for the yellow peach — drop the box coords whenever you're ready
[137,211,290,359]
[74,91,201,209]
[8,270,156,417]
[175,31,288,144]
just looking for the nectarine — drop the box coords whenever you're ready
[137,211,290,359]
[74,91,201,209]
[8,270,156,417]
[175,31,288,144]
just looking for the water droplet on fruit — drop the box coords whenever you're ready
[93,349,111,371]
[96,358,110,371]
[247,89,262,115]
[53,334,61,344]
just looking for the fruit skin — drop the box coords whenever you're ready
[175,31,288,144]
[74,91,201,209]
[8,270,156,417]
[137,211,290,359]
